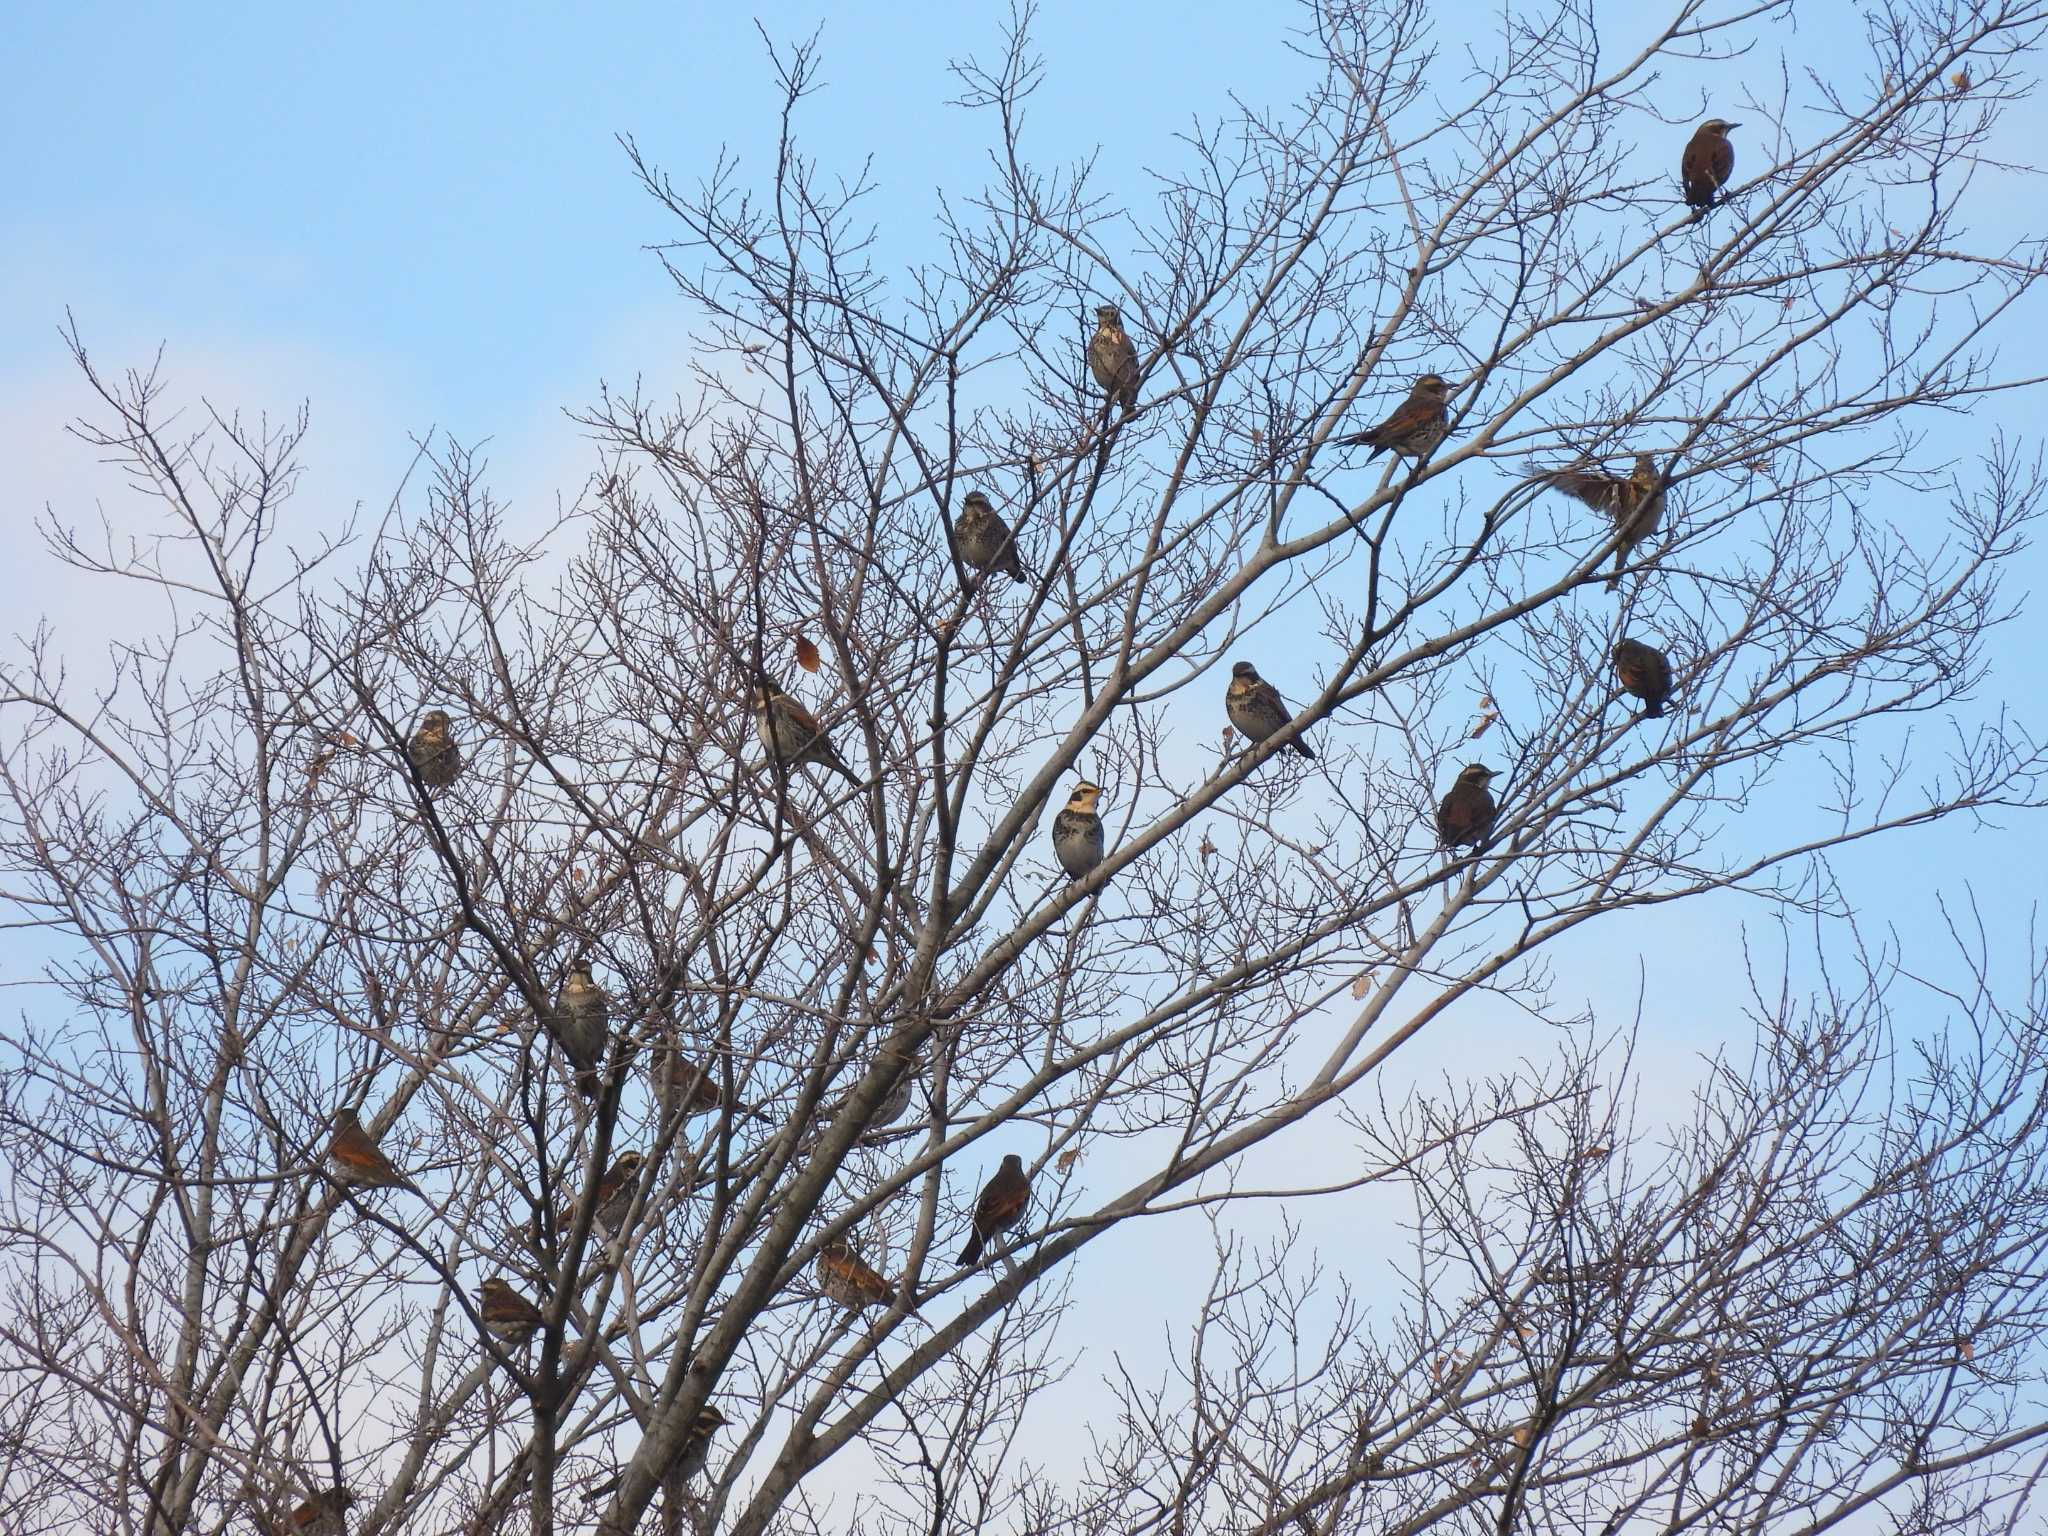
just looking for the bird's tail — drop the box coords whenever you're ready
[1291,738,1316,760]
[1645,701,1666,719]
[958,1230,984,1266]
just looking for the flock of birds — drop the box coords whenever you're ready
[290,118,1739,1531]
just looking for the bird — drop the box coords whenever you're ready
[1340,374,1451,461]
[1681,119,1739,211]
[1088,304,1141,411]
[822,1041,922,1134]
[1534,454,1665,589]
[284,1487,356,1536]
[1436,764,1501,850]
[587,1150,647,1236]
[407,709,462,790]
[1051,781,1106,880]
[1612,638,1675,719]
[541,965,608,1098]
[816,1237,913,1312]
[958,1153,1031,1266]
[752,676,860,786]
[669,1405,731,1485]
[1225,661,1315,759]
[478,1277,545,1342]
[325,1108,420,1196]
[652,1043,771,1125]
[953,490,1028,582]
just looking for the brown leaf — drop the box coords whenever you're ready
[337,730,360,749]
[1582,1144,1612,1162]
[795,636,822,673]
[571,866,586,883]
[1351,972,1373,1000]
[1691,1414,1710,1440]
[1056,1146,1083,1173]
[1952,67,1971,93]
[1961,1338,1976,1360]
[1512,1422,1534,1447]
[1199,835,1217,861]
[1470,714,1496,741]
[1250,426,1265,448]
[1221,725,1237,747]
[307,750,334,784]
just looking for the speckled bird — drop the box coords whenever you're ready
[1051,781,1106,880]
[1435,763,1501,850]
[407,709,462,790]
[479,1277,545,1342]
[325,1107,420,1196]
[1681,119,1740,211]
[1225,661,1315,759]
[817,1238,914,1312]
[753,677,860,786]
[542,965,608,1098]
[1340,374,1451,461]
[954,490,1028,582]
[1535,454,1665,589]
[1088,304,1141,412]
[1612,637,1675,719]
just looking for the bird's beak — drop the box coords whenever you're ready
[1727,121,1743,129]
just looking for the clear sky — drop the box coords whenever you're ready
[4,0,2045,1503]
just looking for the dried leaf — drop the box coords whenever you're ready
[1351,972,1373,1000]
[1961,1338,1976,1360]
[1512,1422,1534,1447]
[1691,1414,1710,1440]
[795,636,822,673]
[1952,67,1972,93]
[1199,835,1217,861]
[571,866,587,883]
[1056,1146,1083,1173]
[1583,1144,1612,1162]
[1221,725,1237,747]
[308,750,334,784]
[1781,294,1797,311]
[1470,713,1496,741]
[1250,426,1264,448]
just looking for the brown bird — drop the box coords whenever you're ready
[284,1487,356,1536]
[822,1041,923,1134]
[1225,661,1315,759]
[1051,781,1106,880]
[669,1405,731,1484]
[1436,763,1501,850]
[587,1150,647,1236]
[816,1237,914,1312]
[1535,454,1665,589]
[1681,119,1740,211]
[1088,304,1141,411]
[478,1277,545,1342]
[407,709,462,791]
[652,1044,772,1125]
[954,490,1028,582]
[541,965,608,1098]
[1612,638,1674,719]
[752,676,860,786]
[1340,374,1451,461]
[958,1153,1031,1266]
[325,1107,420,1196]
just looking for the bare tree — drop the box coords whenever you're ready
[4,2,2048,1534]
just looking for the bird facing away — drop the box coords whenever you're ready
[479,1277,546,1342]
[325,1108,420,1196]
[1436,764,1501,850]
[542,965,608,1098]
[817,1238,912,1312]
[285,1487,356,1536]
[407,709,462,790]
[1340,374,1451,461]
[958,1153,1031,1266]
[1225,661,1315,759]
[1612,638,1675,719]
[653,1044,772,1125]
[1535,453,1665,589]
[954,490,1028,582]
[1681,118,1740,211]
[752,677,861,786]
[1088,304,1141,411]
[1052,781,1106,880]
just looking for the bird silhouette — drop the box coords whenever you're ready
[959,1153,1031,1265]
[1612,638,1675,719]
[1681,119,1740,211]
[1436,764,1501,850]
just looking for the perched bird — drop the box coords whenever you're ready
[1681,119,1740,211]
[1340,374,1451,461]
[1051,781,1106,880]
[816,1237,912,1312]
[954,490,1028,583]
[1436,764,1501,850]
[407,709,462,790]
[652,1044,771,1125]
[1535,454,1665,589]
[478,1277,545,1342]
[822,1041,922,1133]
[1225,661,1315,759]
[752,677,860,786]
[541,965,608,1098]
[668,1405,731,1485]
[1087,304,1141,411]
[587,1150,647,1236]
[325,1108,420,1196]
[958,1153,1031,1266]
[1612,637,1675,719]
[285,1487,356,1536]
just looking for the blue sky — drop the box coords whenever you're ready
[5,0,2045,1504]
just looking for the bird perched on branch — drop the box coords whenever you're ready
[1226,661,1316,759]
[652,1043,772,1125]
[584,1407,730,1506]
[325,1108,421,1196]
[753,677,860,786]
[478,1277,545,1343]
[407,709,462,790]
[954,490,1028,582]
[282,1487,355,1536]
[1612,638,1675,719]
[817,1237,917,1313]
[1533,454,1665,589]
[1436,763,1501,850]
[958,1153,1031,1266]
[1088,304,1141,412]
[1051,781,1106,880]
[541,965,608,1098]
[1340,374,1451,461]
[822,1040,923,1134]
[1681,119,1740,212]
[588,1150,646,1236]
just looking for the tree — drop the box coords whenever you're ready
[4,2,2048,1533]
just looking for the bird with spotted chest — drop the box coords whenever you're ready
[1340,374,1451,461]
[1225,661,1316,759]
[954,490,1028,583]
[1088,304,1141,412]
[407,709,462,790]
[1051,781,1106,879]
